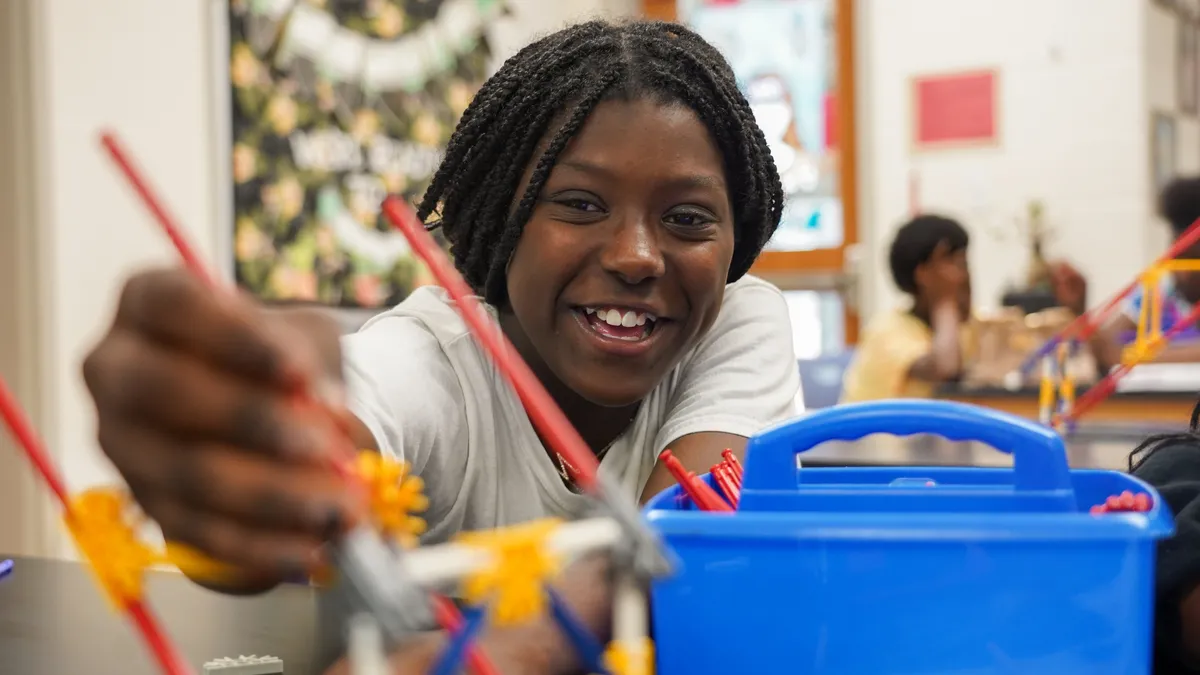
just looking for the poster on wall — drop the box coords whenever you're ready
[679,0,843,254]
[229,0,503,307]
[911,70,999,150]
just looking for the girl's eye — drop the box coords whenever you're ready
[558,199,603,213]
[664,210,715,228]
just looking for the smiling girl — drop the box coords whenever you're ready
[82,19,799,673]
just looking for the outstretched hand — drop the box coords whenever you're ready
[82,268,367,589]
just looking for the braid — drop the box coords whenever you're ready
[418,19,784,306]
[1128,397,1200,472]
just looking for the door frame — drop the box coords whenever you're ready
[0,0,55,558]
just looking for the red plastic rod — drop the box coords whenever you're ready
[382,197,605,493]
[1062,299,1200,424]
[658,450,732,512]
[711,462,741,508]
[0,374,193,675]
[720,449,743,486]
[1064,217,1200,344]
[99,133,216,289]
[128,601,195,675]
[0,377,68,508]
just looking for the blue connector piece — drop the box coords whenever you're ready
[0,559,13,580]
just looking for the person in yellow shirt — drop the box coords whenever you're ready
[842,215,972,402]
[842,214,1086,402]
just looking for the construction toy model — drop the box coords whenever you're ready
[0,132,673,675]
[1023,218,1200,431]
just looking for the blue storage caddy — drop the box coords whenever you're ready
[644,400,1174,675]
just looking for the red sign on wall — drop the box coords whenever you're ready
[912,70,998,149]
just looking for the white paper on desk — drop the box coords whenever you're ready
[1113,363,1200,392]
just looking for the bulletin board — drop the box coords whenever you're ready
[227,0,502,308]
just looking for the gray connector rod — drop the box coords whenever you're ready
[331,526,435,648]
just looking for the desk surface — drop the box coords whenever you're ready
[0,556,320,675]
[938,385,1198,425]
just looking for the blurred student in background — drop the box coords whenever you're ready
[841,214,1087,403]
[1090,177,1200,369]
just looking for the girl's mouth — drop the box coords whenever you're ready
[576,306,658,341]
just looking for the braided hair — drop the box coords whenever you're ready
[416,19,784,306]
[1129,398,1200,472]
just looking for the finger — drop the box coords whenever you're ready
[145,492,329,581]
[85,330,330,459]
[114,269,310,389]
[100,421,363,534]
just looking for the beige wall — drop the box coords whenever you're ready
[857,0,1151,318]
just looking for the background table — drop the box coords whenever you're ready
[0,556,322,674]
[939,385,1197,425]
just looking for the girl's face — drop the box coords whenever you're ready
[503,98,736,407]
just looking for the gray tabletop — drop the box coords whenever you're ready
[0,556,320,675]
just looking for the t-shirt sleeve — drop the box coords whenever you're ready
[1131,440,1200,671]
[341,315,468,525]
[652,279,801,452]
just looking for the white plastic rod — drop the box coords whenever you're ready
[348,614,388,675]
[611,568,648,645]
[402,517,623,588]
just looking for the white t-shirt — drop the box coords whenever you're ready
[341,274,801,543]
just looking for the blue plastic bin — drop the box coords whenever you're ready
[644,400,1174,675]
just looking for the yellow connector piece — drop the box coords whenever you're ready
[457,518,563,626]
[163,541,242,584]
[1122,337,1167,368]
[63,488,160,612]
[356,450,428,546]
[604,638,655,675]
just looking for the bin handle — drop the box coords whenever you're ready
[741,400,1072,493]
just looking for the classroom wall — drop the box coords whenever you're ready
[7,0,638,559]
[3,0,1171,558]
[857,0,1151,318]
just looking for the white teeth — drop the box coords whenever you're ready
[583,306,657,327]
